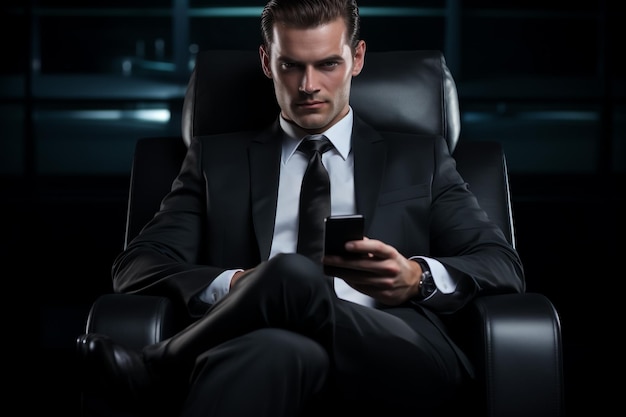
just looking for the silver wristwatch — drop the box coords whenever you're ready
[414,258,436,299]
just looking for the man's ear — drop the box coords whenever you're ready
[351,40,366,76]
[259,45,272,79]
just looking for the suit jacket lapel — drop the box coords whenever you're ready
[249,121,282,260]
[352,116,387,234]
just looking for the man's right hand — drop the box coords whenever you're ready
[230,268,256,288]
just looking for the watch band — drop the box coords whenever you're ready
[414,258,436,299]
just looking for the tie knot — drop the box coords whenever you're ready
[298,135,334,157]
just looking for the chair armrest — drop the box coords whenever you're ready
[85,294,182,351]
[85,292,564,417]
[451,293,564,417]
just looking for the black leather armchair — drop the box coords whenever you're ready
[82,50,564,417]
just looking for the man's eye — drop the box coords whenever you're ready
[281,62,297,69]
[320,61,339,69]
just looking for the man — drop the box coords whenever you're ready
[77,0,525,416]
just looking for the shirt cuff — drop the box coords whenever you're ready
[409,256,456,295]
[197,269,242,305]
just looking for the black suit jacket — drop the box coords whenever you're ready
[112,116,524,318]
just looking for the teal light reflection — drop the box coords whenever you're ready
[190,7,443,18]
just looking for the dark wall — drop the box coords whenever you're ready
[1,2,624,415]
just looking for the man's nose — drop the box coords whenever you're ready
[299,67,319,94]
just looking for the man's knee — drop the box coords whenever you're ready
[266,253,323,280]
[247,253,328,295]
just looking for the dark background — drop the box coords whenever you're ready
[1,1,624,415]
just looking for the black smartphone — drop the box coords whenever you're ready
[323,214,365,258]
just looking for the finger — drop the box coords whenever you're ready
[346,239,394,260]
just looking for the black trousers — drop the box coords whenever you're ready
[142,253,463,417]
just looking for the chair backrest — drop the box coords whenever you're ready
[126,50,515,248]
[182,50,460,152]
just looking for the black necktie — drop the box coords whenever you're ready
[296,135,334,262]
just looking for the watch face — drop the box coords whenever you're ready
[420,271,436,297]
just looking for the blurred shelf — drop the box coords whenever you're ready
[458,76,625,101]
[2,73,624,102]
[0,74,187,100]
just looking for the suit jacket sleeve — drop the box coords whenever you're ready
[396,134,524,313]
[429,135,524,313]
[111,134,261,318]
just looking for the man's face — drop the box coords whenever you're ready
[260,18,365,134]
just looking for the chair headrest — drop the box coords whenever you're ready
[182,49,460,153]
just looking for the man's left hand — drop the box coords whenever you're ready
[323,237,422,305]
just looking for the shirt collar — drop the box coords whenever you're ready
[279,107,353,163]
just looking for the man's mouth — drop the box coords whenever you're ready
[297,100,325,110]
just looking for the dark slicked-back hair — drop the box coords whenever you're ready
[261,0,361,52]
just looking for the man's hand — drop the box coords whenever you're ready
[230,268,256,288]
[323,237,423,305]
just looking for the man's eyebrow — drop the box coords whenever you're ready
[319,54,345,62]
[277,54,345,64]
